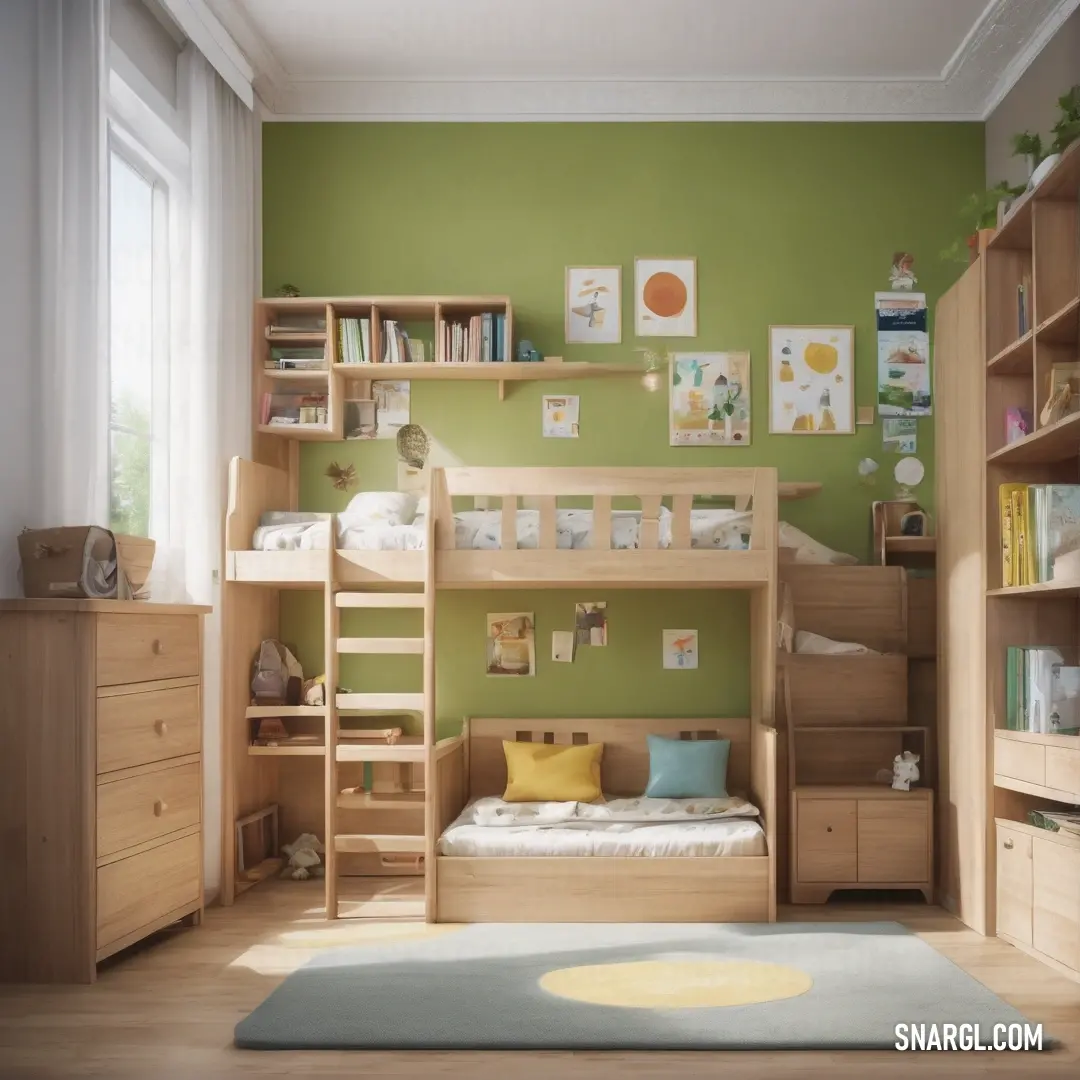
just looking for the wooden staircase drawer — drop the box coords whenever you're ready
[97,762,201,859]
[857,798,930,884]
[995,737,1045,786]
[97,833,200,954]
[96,614,200,686]
[97,684,201,774]
[796,797,857,882]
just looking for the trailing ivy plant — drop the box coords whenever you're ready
[1051,84,1080,155]
[939,181,1026,264]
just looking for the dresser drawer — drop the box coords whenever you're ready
[995,736,1045,787]
[97,832,200,954]
[97,684,201,774]
[796,797,857,882]
[97,761,201,859]
[1045,746,1080,799]
[96,614,200,687]
[857,797,930,884]
[1032,836,1080,973]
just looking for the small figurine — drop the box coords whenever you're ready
[274,283,301,298]
[889,253,917,290]
[892,751,921,791]
[515,339,542,363]
[280,833,325,880]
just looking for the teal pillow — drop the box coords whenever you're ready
[644,734,730,798]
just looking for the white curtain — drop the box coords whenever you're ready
[35,0,110,527]
[165,46,254,897]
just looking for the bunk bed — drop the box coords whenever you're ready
[222,458,780,922]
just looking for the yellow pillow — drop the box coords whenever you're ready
[502,740,604,803]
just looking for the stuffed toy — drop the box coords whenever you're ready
[280,833,325,880]
[892,751,921,792]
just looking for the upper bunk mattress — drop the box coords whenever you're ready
[437,795,768,858]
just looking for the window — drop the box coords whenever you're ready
[107,145,169,539]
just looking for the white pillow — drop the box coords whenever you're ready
[794,630,878,655]
[415,495,429,518]
[344,491,419,525]
[778,522,857,565]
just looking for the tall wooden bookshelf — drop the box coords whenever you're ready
[937,140,1080,981]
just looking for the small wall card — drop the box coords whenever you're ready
[575,602,608,646]
[486,612,536,677]
[876,292,931,417]
[565,267,621,344]
[769,326,854,434]
[635,258,697,337]
[552,630,575,663]
[542,395,580,438]
[663,629,698,670]
[883,418,917,453]
[670,352,751,446]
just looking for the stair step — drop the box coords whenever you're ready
[336,592,424,609]
[336,637,424,655]
[335,743,426,763]
[337,790,426,811]
[336,692,425,712]
[334,833,426,854]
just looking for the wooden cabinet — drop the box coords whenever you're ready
[0,600,210,983]
[996,819,1080,980]
[791,787,933,904]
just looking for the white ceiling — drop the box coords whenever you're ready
[205,0,1080,120]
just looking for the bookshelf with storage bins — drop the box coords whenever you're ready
[936,137,1080,980]
[254,295,646,434]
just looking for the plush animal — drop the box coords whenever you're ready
[281,833,325,880]
[892,751,921,792]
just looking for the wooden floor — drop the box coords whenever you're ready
[1,879,1077,1079]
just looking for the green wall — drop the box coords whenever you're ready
[263,122,982,726]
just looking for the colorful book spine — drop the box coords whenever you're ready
[999,483,1025,587]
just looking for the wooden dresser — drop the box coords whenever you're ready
[0,599,211,983]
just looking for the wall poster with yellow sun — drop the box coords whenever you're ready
[768,325,855,435]
[635,257,697,337]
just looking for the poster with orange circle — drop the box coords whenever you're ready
[635,257,697,337]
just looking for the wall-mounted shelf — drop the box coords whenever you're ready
[987,330,1033,376]
[987,409,1080,465]
[987,581,1080,598]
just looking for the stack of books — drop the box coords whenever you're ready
[438,312,506,363]
[338,317,373,364]
[999,483,1080,586]
[259,391,329,428]
[1017,274,1032,337]
[264,347,326,372]
[381,320,413,363]
[1005,645,1080,734]
[265,315,326,337]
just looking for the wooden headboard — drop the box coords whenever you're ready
[465,717,752,799]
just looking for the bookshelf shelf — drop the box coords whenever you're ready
[995,729,1080,748]
[987,330,1033,375]
[987,581,1080,598]
[256,423,336,442]
[263,369,329,382]
[248,744,326,757]
[1036,296,1080,346]
[334,361,641,383]
[993,772,1080,805]
[265,331,327,345]
[986,409,1080,465]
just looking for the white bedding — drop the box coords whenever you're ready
[437,795,768,858]
[251,506,854,563]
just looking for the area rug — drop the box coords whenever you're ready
[234,921,1043,1050]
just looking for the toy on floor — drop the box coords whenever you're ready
[280,833,325,880]
[892,751,921,791]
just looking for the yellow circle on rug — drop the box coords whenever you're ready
[539,959,813,1009]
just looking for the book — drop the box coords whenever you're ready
[1013,487,1028,586]
[1003,646,1080,735]
[999,482,1026,586]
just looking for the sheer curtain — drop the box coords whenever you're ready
[35,0,110,527]
[167,46,255,896]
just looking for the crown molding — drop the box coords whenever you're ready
[204,0,1078,122]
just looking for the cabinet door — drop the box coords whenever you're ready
[796,798,857,882]
[996,825,1032,946]
[1033,837,1080,972]
[857,798,930,884]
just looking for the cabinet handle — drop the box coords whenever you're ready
[154,800,168,817]
[826,826,833,833]
[1003,838,1014,850]
[152,639,165,655]
[154,720,169,736]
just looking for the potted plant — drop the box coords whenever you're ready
[1019,84,1080,189]
[1012,131,1045,183]
[940,182,1026,264]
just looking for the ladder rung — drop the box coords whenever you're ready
[337,790,425,811]
[336,692,425,712]
[337,637,424,655]
[334,833,426,854]
[335,743,425,763]
[335,592,424,609]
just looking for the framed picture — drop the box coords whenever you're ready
[635,257,697,337]
[486,612,536,677]
[768,325,854,434]
[565,267,621,344]
[662,629,698,670]
[669,352,750,446]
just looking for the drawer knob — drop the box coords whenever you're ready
[1003,838,1014,850]
[826,826,833,833]
[152,639,166,655]
[154,720,169,736]
[154,800,168,817]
